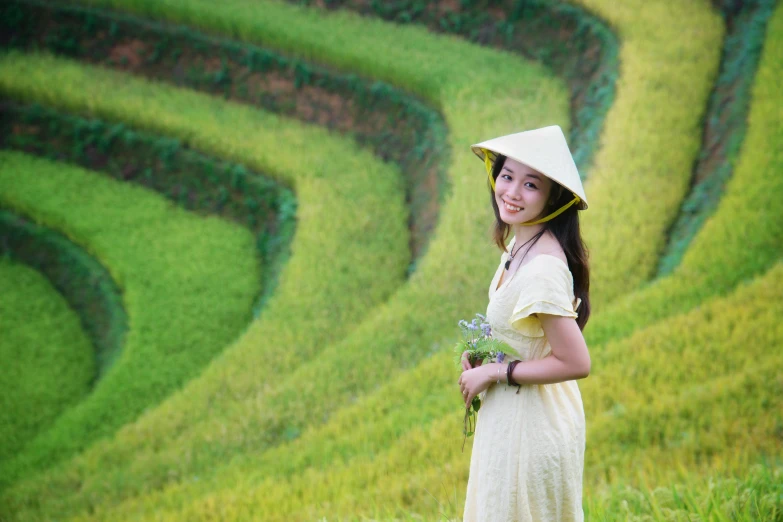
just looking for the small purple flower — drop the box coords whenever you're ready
[475,313,486,321]
[497,352,505,364]
[467,323,478,330]
[481,322,491,337]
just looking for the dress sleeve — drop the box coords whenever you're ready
[509,260,579,337]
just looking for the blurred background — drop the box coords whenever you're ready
[0,0,781,520]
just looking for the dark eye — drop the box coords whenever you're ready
[525,182,538,189]
[501,174,512,181]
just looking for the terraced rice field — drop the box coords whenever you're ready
[1,0,780,520]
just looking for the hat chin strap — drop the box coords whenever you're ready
[484,151,496,190]
[520,195,580,225]
[484,149,581,226]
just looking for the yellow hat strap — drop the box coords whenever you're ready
[521,195,580,225]
[483,148,580,225]
[483,149,496,190]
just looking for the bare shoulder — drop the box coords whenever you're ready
[534,231,568,266]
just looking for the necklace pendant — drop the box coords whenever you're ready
[504,259,511,270]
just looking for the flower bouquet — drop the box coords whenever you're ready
[454,313,514,451]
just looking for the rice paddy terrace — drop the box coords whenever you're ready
[1,0,781,520]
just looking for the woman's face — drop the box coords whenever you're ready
[494,157,553,225]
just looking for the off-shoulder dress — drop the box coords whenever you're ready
[462,237,586,522]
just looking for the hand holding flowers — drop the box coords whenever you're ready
[453,313,514,451]
[458,364,494,409]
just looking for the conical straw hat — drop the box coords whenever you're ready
[470,125,588,210]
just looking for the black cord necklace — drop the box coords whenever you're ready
[504,230,545,270]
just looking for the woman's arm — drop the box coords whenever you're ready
[481,314,590,386]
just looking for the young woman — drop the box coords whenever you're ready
[459,125,591,521]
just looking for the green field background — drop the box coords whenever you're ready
[1,0,781,520]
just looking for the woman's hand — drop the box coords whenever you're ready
[458,364,493,409]
[460,350,484,372]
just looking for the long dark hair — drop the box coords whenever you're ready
[489,154,591,330]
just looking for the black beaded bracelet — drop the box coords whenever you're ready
[507,360,522,394]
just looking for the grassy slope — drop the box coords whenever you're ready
[67,3,783,518]
[582,0,783,349]
[69,0,724,308]
[567,0,723,308]
[0,207,128,380]
[656,0,777,278]
[274,5,783,515]
[0,4,568,519]
[0,257,94,464]
[215,4,783,517]
[0,0,752,516]
[0,149,260,487]
[122,261,781,521]
[0,46,410,495]
[0,0,736,516]
[585,459,782,521]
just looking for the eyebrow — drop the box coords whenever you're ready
[502,166,541,180]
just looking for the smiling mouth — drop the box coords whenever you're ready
[503,201,522,212]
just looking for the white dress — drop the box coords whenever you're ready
[463,239,586,521]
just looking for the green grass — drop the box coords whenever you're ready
[57,260,783,519]
[582,0,783,349]
[216,5,783,513]
[1,100,295,328]
[285,0,620,180]
[585,458,782,522]
[1,0,443,266]
[42,2,783,517]
[0,150,261,488]
[0,257,94,464]
[232,6,783,515]
[567,0,724,308]
[0,46,410,492]
[0,208,127,379]
[173,263,783,520]
[65,0,726,310]
[656,0,777,277]
[0,0,773,519]
[581,265,783,423]
[0,4,568,517]
[585,350,783,490]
